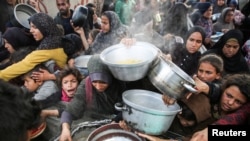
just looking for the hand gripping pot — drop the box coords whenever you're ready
[148,57,197,99]
[115,89,182,135]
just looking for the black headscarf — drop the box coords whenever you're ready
[204,29,249,74]
[28,13,62,50]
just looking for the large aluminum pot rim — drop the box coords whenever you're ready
[87,123,143,141]
[122,89,181,115]
[162,58,195,85]
[14,3,38,29]
[100,42,160,67]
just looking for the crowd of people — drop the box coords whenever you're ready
[0,0,250,141]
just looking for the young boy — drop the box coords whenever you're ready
[22,64,59,101]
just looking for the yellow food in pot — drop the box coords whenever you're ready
[117,59,142,64]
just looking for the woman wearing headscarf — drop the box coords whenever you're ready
[56,54,126,140]
[169,26,206,76]
[203,29,249,74]
[0,27,37,70]
[212,0,228,14]
[0,13,67,81]
[159,2,192,39]
[213,7,235,33]
[84,11,129,54]
[190,2,213,49]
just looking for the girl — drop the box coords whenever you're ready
[169,26,206,76]
[122,54,225,141]
[38,66,83,109]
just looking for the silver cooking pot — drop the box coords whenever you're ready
[11,4,38,29]
[87,123,144,141]
[115,89,181,135]
[148,57,197,99]
[100,42,160,81]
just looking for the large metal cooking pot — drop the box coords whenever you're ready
[87,123,144,141]
[100,42,160,81]
[11,4,38,29]
[115,89,181,135]
[148,57,197,99]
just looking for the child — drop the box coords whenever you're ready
[36,66,83,140]
[38,66,83,109]
[0,79,41,141]
[123,54,225,141]
[22,64,58,101]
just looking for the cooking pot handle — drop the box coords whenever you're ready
[115,102,128,111]
[183,83,197,93]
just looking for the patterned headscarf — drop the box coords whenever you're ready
[90,11,129,54]
[28,13,62,50]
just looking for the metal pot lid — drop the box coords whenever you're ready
[122,89,181,115]
[14,4,38,29]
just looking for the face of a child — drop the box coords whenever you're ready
[101,15,110,33]
[92,80,109,92]
[197,62,220,82]
[177,115,196,127]
[186,32,203,54]
[30,22,44,41]
[62,74,78,97]
[220,85,247,114]
[24,77,41,92]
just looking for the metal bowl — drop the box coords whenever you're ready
[74,55,92,68]
[72,5,88,27]
[12,4,38,29]
[100,42,160,81]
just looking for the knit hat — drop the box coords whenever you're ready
[3,27,36,50]
[229,0,238,7]
[181,94,211,123]
[61,33,83,58]
[87,54,112,84]
[197,2,211,14]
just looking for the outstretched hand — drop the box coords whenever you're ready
[31,68,54,82]
[120,38,136,47]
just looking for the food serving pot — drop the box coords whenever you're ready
[87,123,144,141]
[148,57,197,99]
[115,89,181,135]
[100,42,160,81]
[11,3,38,29]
